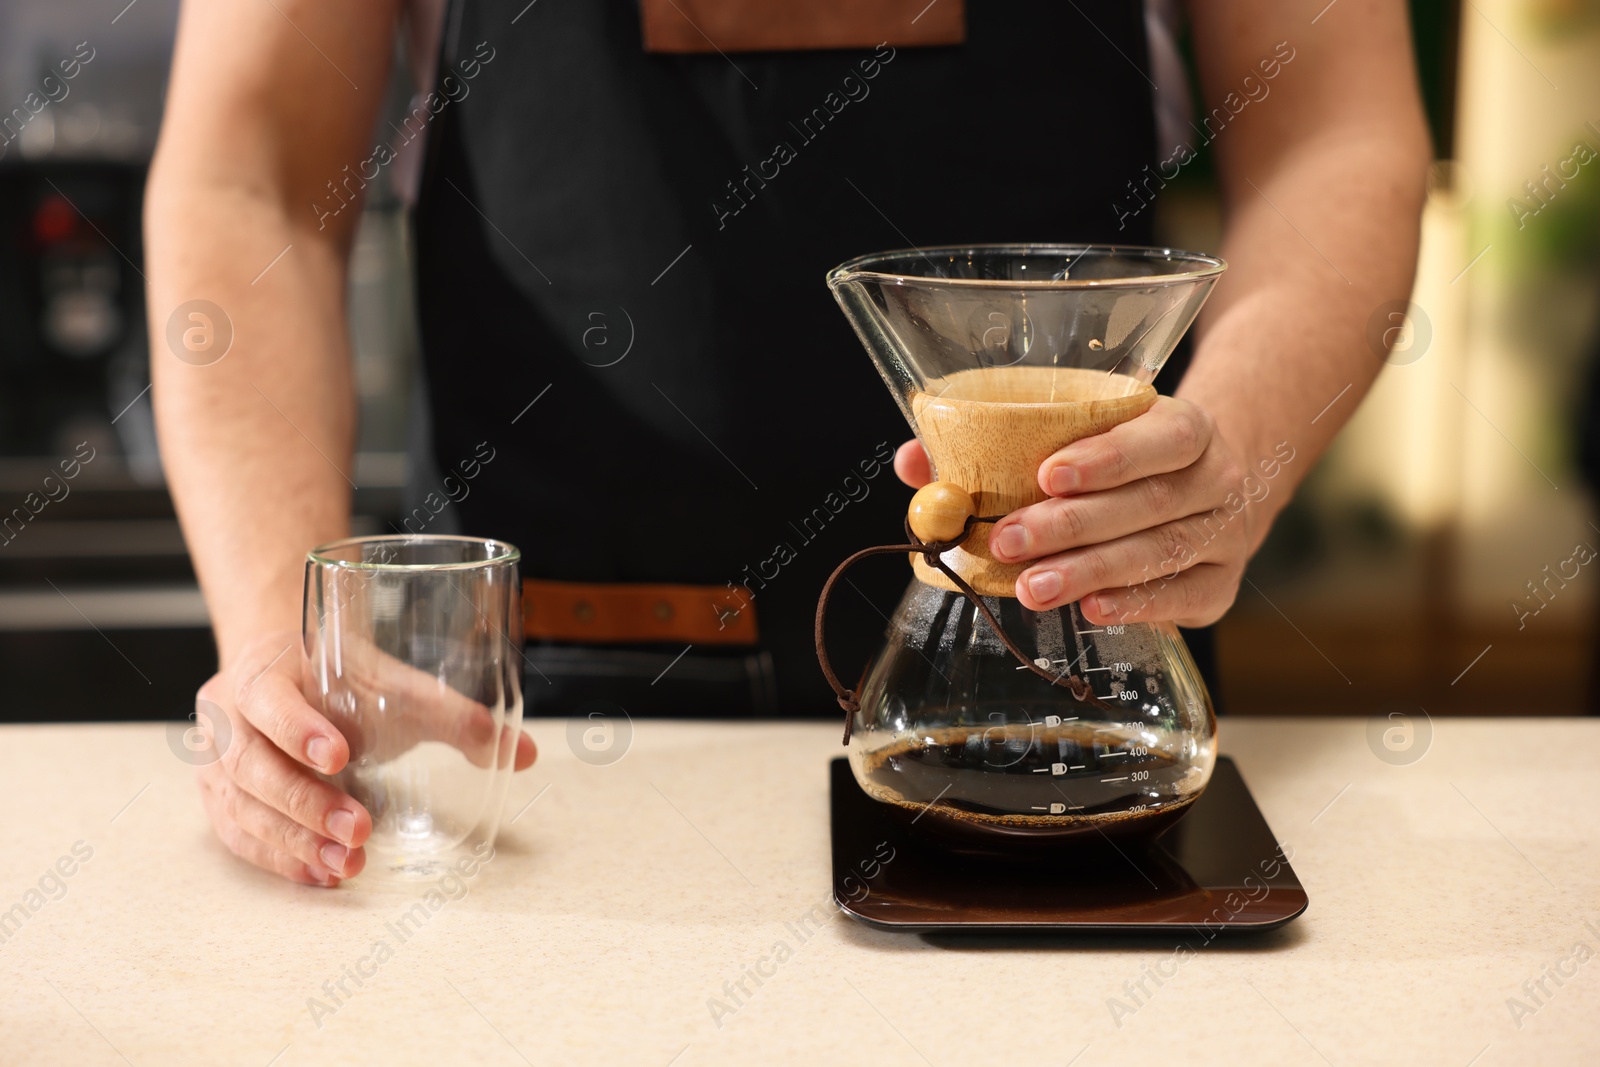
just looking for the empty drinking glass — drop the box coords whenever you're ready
[303,535,524,880]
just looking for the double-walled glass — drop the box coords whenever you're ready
[303,535,523,880]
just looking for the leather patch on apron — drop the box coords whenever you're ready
[640,0,965,54]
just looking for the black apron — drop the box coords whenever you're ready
[412,0,1216,716]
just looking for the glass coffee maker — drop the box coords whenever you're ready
[818,245,1227,850]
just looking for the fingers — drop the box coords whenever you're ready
[446,695,514,769]
[221,719,371,852]
[1082,562,1241,629]
[358,648,532,769]
[993,458,1229,563]
[198,766,342,887]
[395,668,517,768]
[201,766,366,880]
[1036,397,1213,497]
[513,730,537,771]
[238,665,350,775]
[480,725,537,772]
[893,439,932,488]
[465,722,537,771]
[1015,515,1245,624]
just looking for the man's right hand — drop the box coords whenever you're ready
[196,631,372,887]
[148,0,404,884]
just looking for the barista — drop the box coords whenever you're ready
[146,0,1430,884]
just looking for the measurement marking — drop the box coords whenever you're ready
[910,783,952,824]
[1032,768,1051,774]
[1074,629,1104,635]
[1099,752,1127,758]
[511,0,540,23]
[1068,765,1086,770]
[1084,667,1113,672]
[1310,0,1340,25]
[1048,647,1090,682]
[1101,776,1129,783]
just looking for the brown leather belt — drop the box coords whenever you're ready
[522,578,758,646]
[639,0,965,54]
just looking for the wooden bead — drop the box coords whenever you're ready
[908,481,975,544]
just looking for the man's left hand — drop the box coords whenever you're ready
[894,396,1255,628]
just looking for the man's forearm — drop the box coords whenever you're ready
[1176,127,1430,550]
[148,182,355,668]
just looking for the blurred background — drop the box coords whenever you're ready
[0,1,1595,721]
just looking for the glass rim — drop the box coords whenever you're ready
[827,243,1228,290]
[307,534,521,572]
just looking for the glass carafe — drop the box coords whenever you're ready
[824,245,1227,850]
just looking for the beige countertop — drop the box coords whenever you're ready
[1,717,1597,1066]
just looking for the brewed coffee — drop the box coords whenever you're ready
[859,722,1203,832]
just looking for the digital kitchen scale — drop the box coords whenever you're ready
[830,756,1308,933]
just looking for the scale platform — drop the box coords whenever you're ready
[830,755,1307,933]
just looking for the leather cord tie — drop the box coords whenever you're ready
[815,513,1113,746]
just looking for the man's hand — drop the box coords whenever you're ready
[314,630,538,770]
[195,631,537,887]
[196,632,371,887]
[894,397,1253,628]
